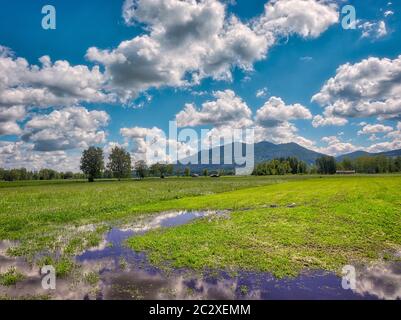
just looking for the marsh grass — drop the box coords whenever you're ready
[127,176,401,277]
[84,272,100,286]
[1,175,401,278]
[0,177,289,241]
[0,176,288,276]
[0,267,24,286]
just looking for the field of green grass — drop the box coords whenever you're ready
[0,176,295,265]
[127,175,401,277]
[1,175,400,278]
[0,176,293,240]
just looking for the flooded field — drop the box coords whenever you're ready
[1,210,400,300]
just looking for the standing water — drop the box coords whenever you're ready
[1,210,400,300]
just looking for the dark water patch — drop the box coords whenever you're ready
[74,210,400,300]
[1,210,401,300]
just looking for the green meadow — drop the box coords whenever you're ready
[1,175,401,277]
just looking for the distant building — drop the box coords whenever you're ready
[336,170,356,175]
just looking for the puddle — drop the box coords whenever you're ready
[1,210,401,300]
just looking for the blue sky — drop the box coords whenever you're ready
[0,0,400,171]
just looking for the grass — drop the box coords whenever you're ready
[0,176,292,275]
[84,272,100,286]
[0,267,24,286]
[127,176,401,277]
[0,176,292,240]
[1,175,400,278]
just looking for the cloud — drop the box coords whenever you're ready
[125,91,317,162]
[357,123,393,135]
[254,122,315,149]
[86,0,338,101]
[89,0,270,101]
[318,135,358,156]
[312,114,348,127]
[21,106,109,152]
[256,87,268,98]
[366,139,401,153]
[253,0,339,38]
[120,126,198,163]
[0,141,81,171]
[0,105,26,135]
[176,90,252,128]
[120,126,164,154]
[312,55,401,121]
[366,121,401,152]
[358,20,387,39]
[300,56,313,62]
[0,49,111,109]
[255,96,312,127]
[384,10,394,17]
[174,90,315,149]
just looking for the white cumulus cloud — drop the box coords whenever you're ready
[22,106,109,152]
[176,90,253,128]
[312,55,401,122]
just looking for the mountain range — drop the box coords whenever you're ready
[336,149,401,161]
[175,141,401,173]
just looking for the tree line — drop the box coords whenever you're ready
[2,145,401,181]
[0,168,85,181]
[337,155,401,174]
[252,155,401,176]
[0,145,207,182]
[252,157,308,176]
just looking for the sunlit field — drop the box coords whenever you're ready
[0,176,294,240]
[1,175,401,299]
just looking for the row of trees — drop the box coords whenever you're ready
[337,155,401,174]
[3,145,401,181]
[80,146,132,182]
[252,157,308,176]
[253,155,401,176]
[80,146,195,181]
[0,145,216,182]
[0,168,85,181]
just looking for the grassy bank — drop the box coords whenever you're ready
[127,176,401,277]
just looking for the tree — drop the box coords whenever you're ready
[340,158,354,171]
[203,168,208,177]
[395,156,401,172]
[158,164,168,178]
[287,157,299,174]
[166,164,174,176]
[252,158,293,176]
[316,156,337,175]
[297,161,308,174]
[149,163,160,177]
[107,146,132,180]
[184,167,191,177]
[80,147,104,182]
[135,160,148,179]
[63,171,74,179]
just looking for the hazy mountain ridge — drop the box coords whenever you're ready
[176,141,401,173]
[336,149,401,161]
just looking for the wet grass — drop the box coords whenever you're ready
[0,176,293,241]
[2,175,400,279]
[127,176,401,277]
[0,267,24,286]
[84,272,100,286]
[0,176,294,276]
